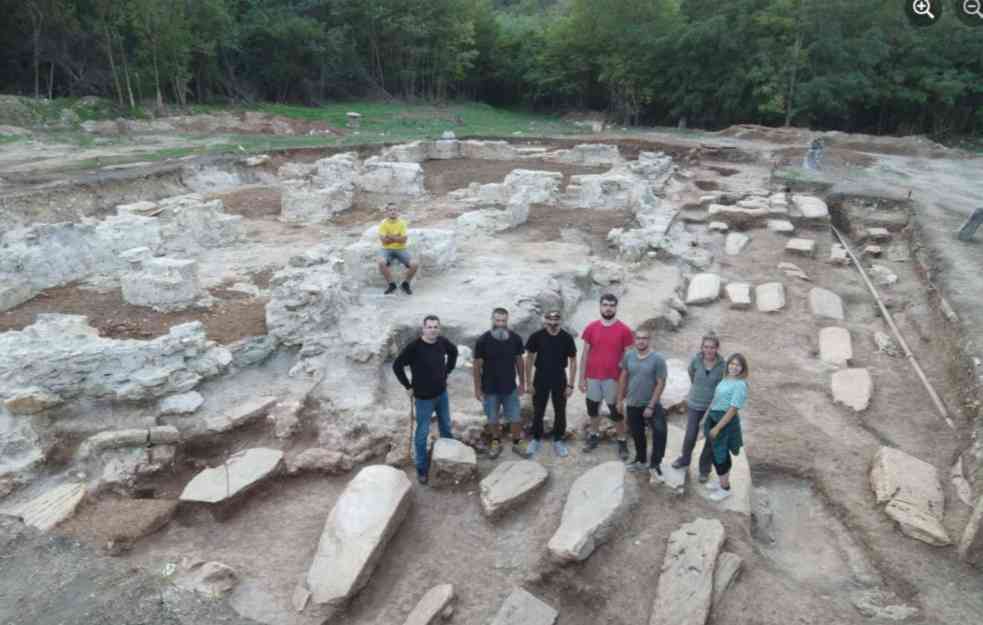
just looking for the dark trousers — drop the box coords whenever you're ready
[626,403,666,466]
[679,405,714,477]
[532,382,567,441]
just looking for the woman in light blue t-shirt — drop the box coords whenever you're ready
[702,353,748,502]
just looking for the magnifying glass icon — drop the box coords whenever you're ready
[913,0,936,19]
[965,0,983,18]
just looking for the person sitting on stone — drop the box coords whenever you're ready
[377,202,418,295]
[702,353,749,502]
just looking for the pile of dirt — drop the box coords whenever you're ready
[773,146,876,169]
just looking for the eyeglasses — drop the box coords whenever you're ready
[545,315,561,321]
[635,335,651,340]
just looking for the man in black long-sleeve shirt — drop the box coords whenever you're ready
[393,314,458,484]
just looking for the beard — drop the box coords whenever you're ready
[600,310,616,320]
[490,328,510,341]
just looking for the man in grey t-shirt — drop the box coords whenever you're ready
[616,328,667,481]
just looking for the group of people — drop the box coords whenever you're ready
[392,294,750,503]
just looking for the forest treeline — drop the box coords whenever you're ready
[2,0,981,137]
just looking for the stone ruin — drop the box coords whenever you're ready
[1,135,981,625]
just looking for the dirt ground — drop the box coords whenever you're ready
[2,124,983,625]
[421,158,605,195]
[0,284,267,344]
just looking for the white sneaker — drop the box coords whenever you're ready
[708,486,732,502]
[649,468,664,485]
[704,480,719,491]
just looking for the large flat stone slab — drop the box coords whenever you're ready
[808,287,845,320]
[685,273,721,305]
[548,461,639,562]
[707,204,768,229]
[9,482,85,531]
[832,368,872,412]
[767,219,795,235]
[871,447,950,546]
[430,438,477,488]
[755,282,786,312]
[179,448,283,504]
[725,282,752,309]
[649,518,726,625]
[819,327,853,366]
[403,584,455,625]
[306,465,413,607]
[480,460,548,519]
[490,588,557,625]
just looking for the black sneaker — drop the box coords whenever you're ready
[384,283,398,295]
[582,433,600,453]
[617,440,629,461]
[401,281,413,295]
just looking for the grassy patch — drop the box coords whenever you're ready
[0,134,25,144]
[193,100,587,143]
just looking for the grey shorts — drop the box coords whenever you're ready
[379,248,412,267]
[586,378,618,405]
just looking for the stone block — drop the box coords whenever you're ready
[0,275,33,312]
[11,482,86,532]
[429,438,477,488]
[871,447,950,546]
[707,204,769,229]
[685,273,721,305]
[121,257,202,312]
[712,552,743,606]
[355,159,426,196]
[649,518,726,625]
[958,496,983,565]
[204,396,277,433]
[179,448,283,504]
[832,368,872,412]
[808,287,845,320]
[725,283,752,309]
[160,391,204,415]
[819,327,852,367]
[460,140,519,160]
[480,460,549,519]
[755,282,786,312]
[305,466,412,607]
[548,461,639,562]
[725,232,750,255]
[403,584,456,625]
[785,238,815,257]
[767,219,795,234]
[791,194,829,222]
[281,181,354,224]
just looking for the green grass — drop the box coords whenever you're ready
[0,134,24,144]
[192,100,587,143]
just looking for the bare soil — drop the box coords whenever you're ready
[0,285,267,344]
[208,186,282,219]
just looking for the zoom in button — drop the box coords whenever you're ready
[907,0,942,26]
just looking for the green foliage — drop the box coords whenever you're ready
[0,0,978,138]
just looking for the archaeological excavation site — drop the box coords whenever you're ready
[2,124,983,625]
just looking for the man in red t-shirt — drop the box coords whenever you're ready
[578,293,634,458]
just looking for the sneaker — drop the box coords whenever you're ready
[512,440,528,458]
[582,433,600,453]
[649,467,664,485]
[488,439,502,459]
[671,457,689,470]
[617,440,629,461]
[697,473,710,484]
[384,283,398,294]
[625,461,648,473]
[400,281,413,295]
[552,440,569,457]
[709,486,732,502]
[527,439,542,458]
[704,479,719,491]
[417,473,428,485]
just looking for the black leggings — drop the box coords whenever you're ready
[532,383,567,441]
[712,451,732,476]
[626,404,666,466]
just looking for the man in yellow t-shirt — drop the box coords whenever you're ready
[377,202,418,294]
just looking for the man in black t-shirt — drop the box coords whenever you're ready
[473,307,526,459]
[524,310,577,458]
[393,314,459,484]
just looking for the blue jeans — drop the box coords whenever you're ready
[415,391,452,476]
